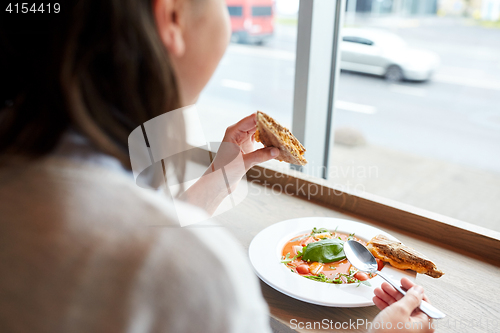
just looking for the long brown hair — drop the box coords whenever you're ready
[0,0,184,169]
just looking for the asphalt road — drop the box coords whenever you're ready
[198,18,500,173]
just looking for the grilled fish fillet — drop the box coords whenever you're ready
[254,111,307,166]
[367,235,444,278]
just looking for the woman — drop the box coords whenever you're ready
[0,0,433,332]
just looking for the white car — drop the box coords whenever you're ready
[340,28,440,82]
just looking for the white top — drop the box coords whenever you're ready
[0,133,271,333]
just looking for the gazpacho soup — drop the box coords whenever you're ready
[281,227,384,285]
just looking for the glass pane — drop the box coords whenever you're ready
[330,1,500,232]
[198,0,298,143]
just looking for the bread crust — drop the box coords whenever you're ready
[367,234,444,278]
[254,111,307,166]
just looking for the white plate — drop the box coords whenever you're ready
[249,217,416,307]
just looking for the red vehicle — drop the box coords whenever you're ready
[226,0,275,44]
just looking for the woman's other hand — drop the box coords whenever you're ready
[221,112,279,170]
[180,113,278,215]
[211,112,278,192]
[370,278,434,333]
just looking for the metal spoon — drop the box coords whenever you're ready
[344,240,446,319]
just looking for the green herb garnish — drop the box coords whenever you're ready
[281,251,302,264]
[303,273,335,283]
[301,238,346,264]
[289,227,332,242]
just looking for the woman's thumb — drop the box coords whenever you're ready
[243,147,279,170]
[396,285,425,315]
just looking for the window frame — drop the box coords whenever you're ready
[291,0,344,178]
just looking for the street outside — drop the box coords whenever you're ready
[197,16,500,231]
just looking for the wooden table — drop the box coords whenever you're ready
[211,180,500,333]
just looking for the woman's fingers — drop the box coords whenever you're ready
[392,285,425,317]
[243,147,279,170]
[401,277,416,291]
[401,278,431,303]
[374,286,398,306]
[381,282,404,302]
[375,279,428,309]
[372,295,389,311]
[223,113,257,148]
[228,113,257,133]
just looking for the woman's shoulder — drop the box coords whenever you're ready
[50,157,272,332]
[0,156,271,333]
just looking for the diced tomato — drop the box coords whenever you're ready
[376,258,384,271]
[296,264,309,274]
[354,272,369,281]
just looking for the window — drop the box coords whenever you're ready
[252,6,273,17]
[200,0,500,233]
[227,6,243,17]
[331,1,500,232]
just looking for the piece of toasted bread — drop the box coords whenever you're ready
[367,234,444,278]
[254,111,307,166]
